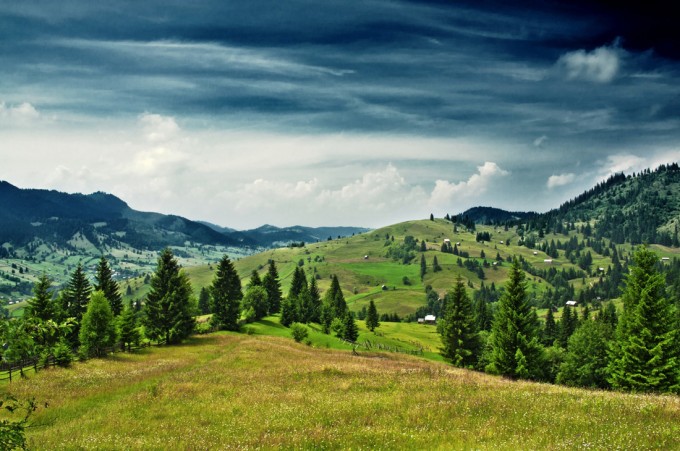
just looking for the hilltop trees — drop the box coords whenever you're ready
[209,255,243,331]
[94,256,122,316]
[61,263,92,346]
[25,274,55,322]
[487,259,544,380]
[143,248,195,344]
[607,247,679,392]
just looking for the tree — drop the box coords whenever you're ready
[280,297,297,327]
[94,256,123,316]
[487,259,544,380]
[118,304,140,351]
[420,254,427,280]
[607,247,679,392]
[263,260,282,314]
[247,269,262,289]
[365,300,380,332]
[290,323,309,343]
[209,255,243,331]
[242,285,269,322]
[25,273,55,322]
[324,275,347,319]
[79,291,117,358]
[558,306,577,349]
[439,278,480,368]
[143,248,195,344]
[557,320,612,389]
[308,276,322,323]
[288,266,307,301]
[198,287,211,315]
[542,308,557,346]
[433,255,442,272]
[343,312,359,342]
[60,263,92,347]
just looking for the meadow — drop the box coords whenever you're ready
[4,332,679,449]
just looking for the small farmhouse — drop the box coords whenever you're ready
[565,300,578,307]
[424,314,436,325]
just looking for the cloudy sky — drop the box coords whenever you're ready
[1,1,679,229]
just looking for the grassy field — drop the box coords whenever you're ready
[4,332,679,449]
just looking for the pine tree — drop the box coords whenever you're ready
[297,285,314,324]
[308,276,322,323]
[487,259,544,380]
[280,297,297,327]
[263,260,282,314]
[420,254,427,280]
[288,266,307,300]
[439,278,479,368]
[324,275,347,319]
[118,304,140,351]
[198,287,211,315]
[433,255,442,272]
[473,297,491,332]
[25,273,55,322]
[143,248,195,344]
[94,256,123,316]
[608,247,679,392]
[209,255,243,331]
[343,312,359,342]
[61,263,92,346]
[558,306,577,349]
[557,319,612,388]
[79,291,117,358]
[247,269,262,289]
[420,240,427,252]
[542,308,557,346]
[365,299,380,332]
[242,286,269,321]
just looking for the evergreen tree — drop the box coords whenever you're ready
[61,263,92,346]
[558,306,577,349]
[143,248,195,344]
[288,266,307,300]
[487,259,544,380]
[242,285,269,322]
[198,287,211,315]
[473,297,491,332]
[118,304,140,351]
[79,291,117,358]
[320,304,333,334]
[247,269,262,289]
[297,285,314,324]
[343,312,359,342]
[94,256,123,316]
[263,260,282,314]
[542,308,557,346]
[608,247,679,392]
[365,299,380,332]
[433,255,442,272]
[308,276,322,323]
[324,275,347,319]
[420,254,427,280]
[420,240,427,252]
[25,273,55,322]
[557,320,612,389]
[209,255,243,331]
[439,278,479,368]
[280,297,297,327]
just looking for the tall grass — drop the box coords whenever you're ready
[5,333,679,449]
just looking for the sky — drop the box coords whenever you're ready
[1,1,679,229]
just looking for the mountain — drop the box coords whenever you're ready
[530,163,680,245]
[458,206,537,225]
[0,181,252,253]
[230,224,371,247]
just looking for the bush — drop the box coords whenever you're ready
[331,318,345,338]
[290,323,309,343]
[194,322,212,335]
[52,340,74,367]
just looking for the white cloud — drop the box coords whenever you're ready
[533,135,548,148]
[0,101,40,123]
[138,113,180,142]
[557,44,621,83]
[429,162,509,207]
[546,173,575,189]
[600,154,646,177]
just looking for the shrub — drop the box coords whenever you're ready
[290,323,309,343]
[52,340,74,367]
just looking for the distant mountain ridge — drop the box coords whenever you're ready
[0,182,369,253]
[457,206,537,225]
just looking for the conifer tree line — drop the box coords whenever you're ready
[436,248,680,393]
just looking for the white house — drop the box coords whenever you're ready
[566,300,578,307]
[424,314,436,324]
[544,259,553,264]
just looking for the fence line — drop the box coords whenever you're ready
[0,341,152,383]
